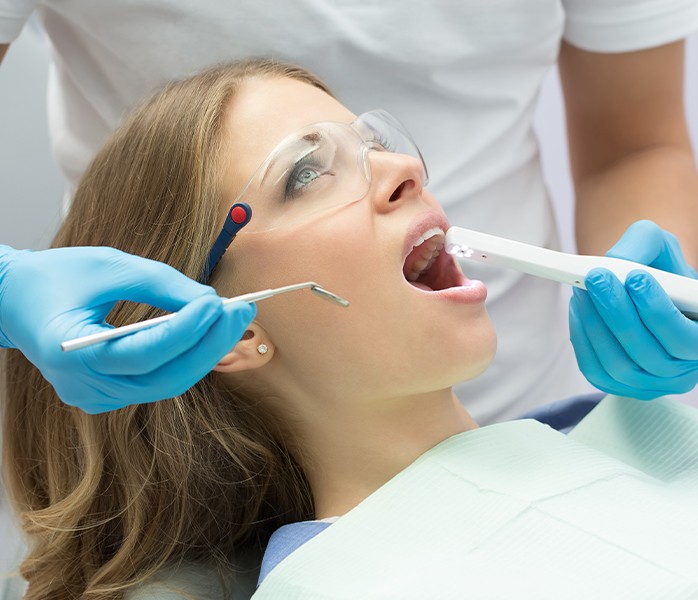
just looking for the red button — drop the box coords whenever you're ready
[230,205,248,224]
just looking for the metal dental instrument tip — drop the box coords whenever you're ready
[310,285,351,307]
[61,281,349,352]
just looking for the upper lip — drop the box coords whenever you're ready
[402,211,451,261]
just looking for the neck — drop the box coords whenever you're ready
[291,389,477,519]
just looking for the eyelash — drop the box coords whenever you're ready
[368,132,396,153]
[284,156,325,200]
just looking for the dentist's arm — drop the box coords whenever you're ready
[0,246,255,413]
[561,40,698,398]
[559,39,698,262]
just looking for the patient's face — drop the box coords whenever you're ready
[217,76,496,402]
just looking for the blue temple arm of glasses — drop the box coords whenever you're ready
[200,202,253,282]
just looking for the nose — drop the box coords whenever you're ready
[366,151,426,213]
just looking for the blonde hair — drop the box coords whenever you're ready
[2,59,333,600]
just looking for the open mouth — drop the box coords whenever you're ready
[402,227,464,291]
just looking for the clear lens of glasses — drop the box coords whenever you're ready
[235,110,428,233]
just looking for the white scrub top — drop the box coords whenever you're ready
[2,0,697,422]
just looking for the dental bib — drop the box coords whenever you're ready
[253,396,698,599]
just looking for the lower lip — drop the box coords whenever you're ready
[410,279,487,304]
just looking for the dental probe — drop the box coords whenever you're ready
[61,282,349,352]
[445,226,698,320]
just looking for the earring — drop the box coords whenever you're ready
[257,343,269,355]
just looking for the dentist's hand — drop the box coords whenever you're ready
[569,220,698,399]
[0,245,255,413]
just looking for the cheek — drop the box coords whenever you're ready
[256,234,376,336]
[259,242,398,391]
[227,222,373,344]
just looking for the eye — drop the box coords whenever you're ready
[295,167,321,187]
[284,160,329,199]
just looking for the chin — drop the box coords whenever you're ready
[449,328,498,384]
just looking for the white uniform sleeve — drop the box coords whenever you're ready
[0,0,38,43]
[563,0,698,53]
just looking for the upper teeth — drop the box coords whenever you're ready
[406,227,445,281]
[413,228,445,247]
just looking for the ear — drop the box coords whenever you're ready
[213,321,275,373]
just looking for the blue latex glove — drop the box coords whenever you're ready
[0,245,255,413]
[569,220,698,400]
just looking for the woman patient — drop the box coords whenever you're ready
[3,60,697,600]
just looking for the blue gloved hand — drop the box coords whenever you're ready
[0,245,255,413]
[569,220,698,400]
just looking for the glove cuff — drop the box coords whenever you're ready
[0,245,19,348]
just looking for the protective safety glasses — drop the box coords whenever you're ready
[234,109,428,233]
[201,109,428,281]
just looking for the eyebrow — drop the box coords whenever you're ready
[302,132,321,144]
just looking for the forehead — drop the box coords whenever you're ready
[221,76,356,194]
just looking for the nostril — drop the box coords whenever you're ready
[389,180,413,202]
